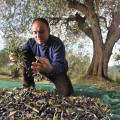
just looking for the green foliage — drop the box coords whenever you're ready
[0,47,23,77]
[3,41,26,78]
[0,64,22,78]
[10,64,21,78]
[0,49,10,67]
[0,66,11,76]
[108,66,120,81]
[116,76,120,84]
[5,42,26,69]
[112,49,120,81]
[113,51,120,68]
[0,49,11,76]
[67,51,90,80]
[0,0,82,46]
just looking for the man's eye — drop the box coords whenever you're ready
[39,30,44,33]
[33,32,37,34]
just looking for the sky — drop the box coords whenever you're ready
[0,29,4,50]
[0,35,4,50]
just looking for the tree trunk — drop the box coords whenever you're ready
[13,68,20,78]
[86,45,114,82]
[85,12,120,82]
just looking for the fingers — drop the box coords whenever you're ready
[31,62,43,73]
[9,53,17,63]
[32,62,40,66]
[32,56,53,73]
[35,56,48,64]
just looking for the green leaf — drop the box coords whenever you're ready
[5,110,23,119]
[61,111,64,120]
[69,108,84,114]
[25,104,39,113]
[53,112,59,120]
[73,114,79,120]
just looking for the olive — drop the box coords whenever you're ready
[0,86,110,119]
[0,116,4,120]
[47,114,53,118]
[41,112,47,118]
[0,108,7,112]
[2,112,7,116]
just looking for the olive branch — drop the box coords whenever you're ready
[6,42,46,81]
[6,42,26,69]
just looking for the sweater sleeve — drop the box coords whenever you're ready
[50,41,68,75]
[22,40,30,51]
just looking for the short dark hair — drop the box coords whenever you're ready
[32,18,49,28]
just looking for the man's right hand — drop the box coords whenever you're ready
[9,53,17,63]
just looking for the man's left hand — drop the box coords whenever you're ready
[31,56,53,74]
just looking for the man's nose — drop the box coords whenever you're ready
[37,32,40,39]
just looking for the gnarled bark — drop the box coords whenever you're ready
[68,1,120,82]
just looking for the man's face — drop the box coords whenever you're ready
[32,21,50,45]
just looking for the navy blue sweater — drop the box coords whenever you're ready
[22,35,68,76]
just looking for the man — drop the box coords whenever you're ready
[9,18,74,96]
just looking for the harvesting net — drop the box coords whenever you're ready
[0,80,120,120]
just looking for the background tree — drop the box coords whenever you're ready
[0,48,11,75]
[0,0,120,82]
[0,49,9,67]
[67,50,90,80]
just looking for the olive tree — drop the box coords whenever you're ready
[1,0,120,82]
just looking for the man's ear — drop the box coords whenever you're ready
[48,28,50,34]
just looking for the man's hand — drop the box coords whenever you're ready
[9,53,17,63]
[31,56,53,74]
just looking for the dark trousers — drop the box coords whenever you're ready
[23,68,74,96]
[46,73,74,96]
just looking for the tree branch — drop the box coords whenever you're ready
[107,12,120,40]
[104,12,120,56]
[48,14,94,40]
[48,17,62,25]
[84,0,103,46]
[99,16,108,29]
[76,13,94,40]
[66,0,89,17]
[85,0,94,11]
[105,28,120,50]
[48,16,76,26]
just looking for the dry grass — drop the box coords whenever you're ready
[72,78,120,93]
[0,75,22,82]
[0,75,120,93]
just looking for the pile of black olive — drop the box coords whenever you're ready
[0,87,111,120]
[25,67,43,82]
